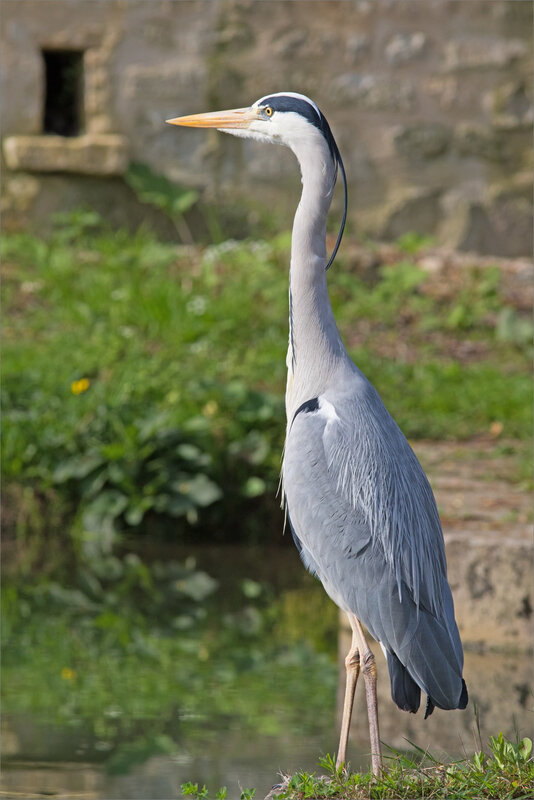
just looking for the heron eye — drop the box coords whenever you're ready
[264,106,273,117]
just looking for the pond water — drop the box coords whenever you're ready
[2,546,532,800]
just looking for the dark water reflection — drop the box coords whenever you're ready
[2,721,335,799]
[3,545,533,800]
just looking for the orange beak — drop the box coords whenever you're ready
[166,107,260,130]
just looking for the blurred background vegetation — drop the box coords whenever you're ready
[3,179,531,573]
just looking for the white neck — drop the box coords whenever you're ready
[285,134,349,420]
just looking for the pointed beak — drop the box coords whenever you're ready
[166,106,260,130]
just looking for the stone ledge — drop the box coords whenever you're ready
[2,134,129,176]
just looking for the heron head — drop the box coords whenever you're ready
[167,92,347,269]
[167,91,338,159]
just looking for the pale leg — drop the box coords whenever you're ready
[348,613,382,776]
[336,619,360,769]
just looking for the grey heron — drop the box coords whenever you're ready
[167,92,468,776]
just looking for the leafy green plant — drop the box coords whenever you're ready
[181,784,253,800]
[182,784,229,800]
[488,731,533,769]
[182,784,210,799]
[396,232,434,254]
[125,162,199,243]
[445,267,502,331]
[496,307,533,350]
[53,414,224,559]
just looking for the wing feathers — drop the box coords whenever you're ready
[320,383,446,616]
[283,383,467,714]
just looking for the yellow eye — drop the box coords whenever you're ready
[264,106,273,117]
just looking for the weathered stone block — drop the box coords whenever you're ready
[394,123,452,159]
[385,31,427,65]
[490,171,533,205]
[445,37,529,70]
[0,174,40,216]
[454,123,509,163]
[381,187,441,240]
[345,33,371,64]
[39,24,102,50]
[446,538,532,648]
[489,80,534,130]
[423,76,459,111]
[440,192,533,259]
[273,29,308,58]
[3,134,129,176]
[331,73,417,112]
[85,114,115,135]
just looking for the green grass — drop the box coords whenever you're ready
[181,739,534,799]
[2,212,531,560]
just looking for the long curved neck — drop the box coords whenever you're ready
[286,136,348,419]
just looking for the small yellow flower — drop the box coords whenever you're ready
[489,421,503,437]
[61,667,76,681]
[71,378,90,395]
[202,400,218,417]
[197,645,209,661]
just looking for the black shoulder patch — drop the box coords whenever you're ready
[292,397,319,425]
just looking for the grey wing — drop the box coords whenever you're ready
[283,380,466,711]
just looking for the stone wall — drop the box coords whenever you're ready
[1,0,532,255]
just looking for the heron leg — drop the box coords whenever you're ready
[348,613,382,776]
[336,618,360,770]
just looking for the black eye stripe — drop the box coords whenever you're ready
[259,95,337,161]
[261,95,320,124]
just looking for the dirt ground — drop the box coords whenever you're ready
[414,438,531,546]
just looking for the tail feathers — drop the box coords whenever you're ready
[386,650,420,713]
[459,678,469,708]
[426,678,468,718]
[387,653,469,718]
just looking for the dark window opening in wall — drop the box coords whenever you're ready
[42,50,84,136]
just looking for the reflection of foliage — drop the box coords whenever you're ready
[2,568,337,775]
[27,554,219,627]
[272,587,338,654]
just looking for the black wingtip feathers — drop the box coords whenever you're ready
[424,696,435,719]
[459,678,469,709]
